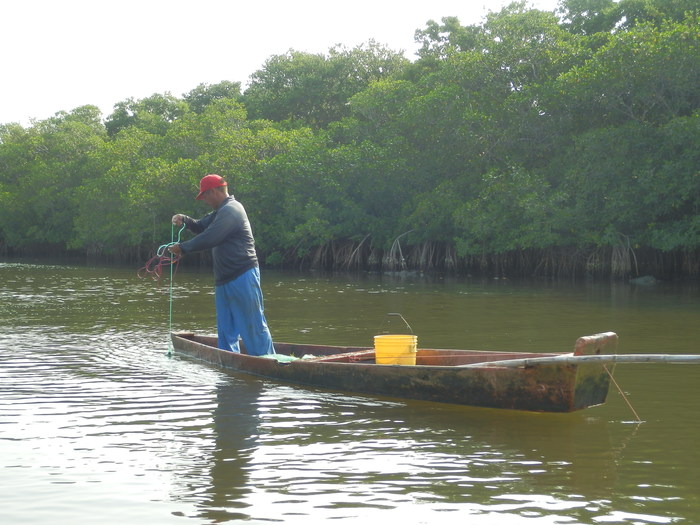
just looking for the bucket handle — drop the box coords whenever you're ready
[377,312,413,334]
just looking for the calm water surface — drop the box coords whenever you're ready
[1,262,698,524]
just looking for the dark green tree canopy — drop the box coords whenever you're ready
[184,80,242,114]
[243,41,409,128]
[1,4,698,279]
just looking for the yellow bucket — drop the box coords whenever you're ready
[374,334,417,365]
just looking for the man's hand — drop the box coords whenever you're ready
[172,214,185,226]
[168,243,183,256]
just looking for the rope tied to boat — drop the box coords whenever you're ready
[137,223,186,355]
[604,364,642,423]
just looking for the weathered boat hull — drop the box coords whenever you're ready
[171,332,617,412]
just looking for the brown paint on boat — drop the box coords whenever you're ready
[171,331,619,412]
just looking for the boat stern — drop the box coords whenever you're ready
[572,332,618,410]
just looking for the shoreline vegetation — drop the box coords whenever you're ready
[1,1,699,281]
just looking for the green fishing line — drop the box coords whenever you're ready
[165,223,185,356]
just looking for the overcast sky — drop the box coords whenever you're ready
[1,0,560,126]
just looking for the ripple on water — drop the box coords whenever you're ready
[1,264,699,524]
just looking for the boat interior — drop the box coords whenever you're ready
[272,342,555,366]
[175,333,565,367]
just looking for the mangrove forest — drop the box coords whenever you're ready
[1,0,699,280]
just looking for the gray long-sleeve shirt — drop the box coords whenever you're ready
[180,196,258,285]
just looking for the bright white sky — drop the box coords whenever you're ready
[1,0,560,126]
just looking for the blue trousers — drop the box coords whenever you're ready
[215,267,274,355]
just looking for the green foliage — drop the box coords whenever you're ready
[414,16,487,61]
[183,81,242,114]
[454,167,566,255]
[105,93,189,136]
[558,0,620,35]
[553,16,700,130]
[637,114,700,250]
[70,126,167,252]
[243,41,408,128]
[0,107,106,249]
[1,7,698,278]
[615,0,700,30]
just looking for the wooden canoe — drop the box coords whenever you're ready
[171,331,620,413]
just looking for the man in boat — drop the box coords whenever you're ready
[168,174,275,356]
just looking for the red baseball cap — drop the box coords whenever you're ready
[196,174,227,200]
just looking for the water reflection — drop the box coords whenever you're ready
[191,383,624,522]
[195,375,263,522]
